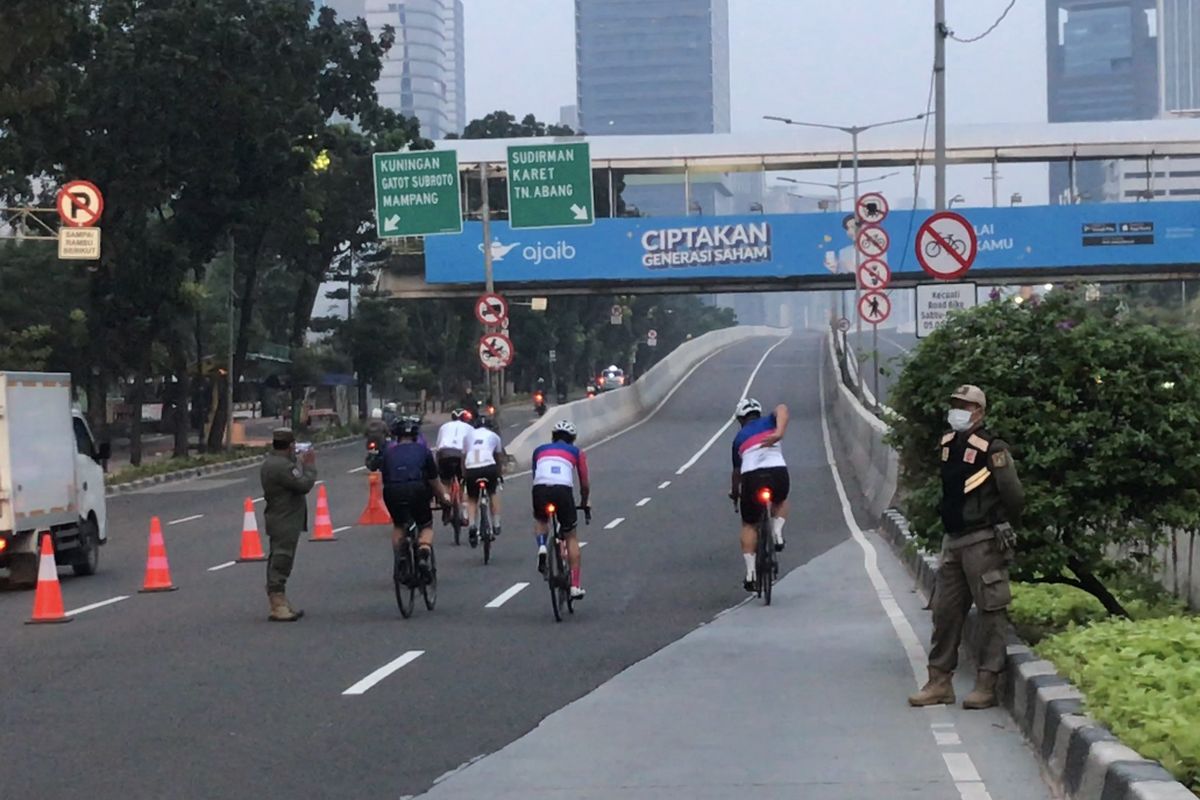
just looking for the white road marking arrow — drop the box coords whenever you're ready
[570,204,589,221]
[384,214,401,232]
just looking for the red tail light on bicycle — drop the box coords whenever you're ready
[546,503,557,515]
[758,488,773,505]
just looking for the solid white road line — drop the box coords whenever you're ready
[636,497,651,507]
[579,541,588,548]
[348,466,367,473]
[658,480,671,489]
[207,561,237,572]
[252,497,264,504]
[167,514,204,525]
[604,517,625,530]
[883,335,914,355]
[819,360,996,800]
[332,525,352,534]
[485,582,530,608]
[675,337,789,475]
[343,651,424,695]
[65,595,129,616]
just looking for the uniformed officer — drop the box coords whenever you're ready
[260,428,317,622]
[909,385,1024,710]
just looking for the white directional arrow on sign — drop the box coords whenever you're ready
[384,215,401,233]
[570,204,589,221]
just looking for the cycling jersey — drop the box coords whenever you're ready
[465,428,503,469]
[381,441,437,486]
[732,413,787,474]
[532,441,589,488]
[435,420,474,455]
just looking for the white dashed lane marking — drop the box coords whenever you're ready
[343,651,424,695]
[658,481,671,489]
[604,518,625,530]
[635,497,651,507]
[207,561,237,572]
[167,514,203,525]
[485,583,529,608]
[65,596,129,616]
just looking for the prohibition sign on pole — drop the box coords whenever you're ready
[857,258,891,290]
[837,317,851,333]
[858,290,892,325]
[474,292,508,326]
[915,211,978,280]
[56,180,104,227]
[855,192,889,225]
[478,332,514,371]
[855,224,890,258]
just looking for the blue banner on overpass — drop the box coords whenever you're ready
[423,201,1200,284]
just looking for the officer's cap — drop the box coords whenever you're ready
[950,384,986,410]
[272,427,296,446]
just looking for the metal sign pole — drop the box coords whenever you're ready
[479,161,500,424]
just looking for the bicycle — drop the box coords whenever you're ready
[543,502,590,622]
[733,488,778,606]
[476,477,498,565]
[393,515,438,619]
[924,233,968,260]
[446,474,465,546]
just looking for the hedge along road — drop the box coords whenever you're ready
[0,334,1051,800]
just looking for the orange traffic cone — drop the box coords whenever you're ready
[358,472,391,526]
[139,517,178,593]
[237,497,267,561]
[309,484,338,541]
[26,533,71,625]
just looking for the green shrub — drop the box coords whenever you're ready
[1037,616,1200,792]
[108,448,264,484]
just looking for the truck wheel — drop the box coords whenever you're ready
[7,552,38,589]
[72,520,100,576]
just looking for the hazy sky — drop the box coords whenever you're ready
[463,0,1050,205]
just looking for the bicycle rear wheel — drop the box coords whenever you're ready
[394,544,415,618]
[450,480,462,546]
[421,547,438,610]
[561,540,574,615]
[547,527,563,622]
[480,502,492,565]
[757,517,773,606]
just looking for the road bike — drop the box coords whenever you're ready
[753,487,778,605]
[924,233,968,259]
[475,477,498,565]
[445,473,466,546]
[543,502,590,622]
[393,515,438,618]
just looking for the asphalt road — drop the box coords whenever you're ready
[0,333,1050,800]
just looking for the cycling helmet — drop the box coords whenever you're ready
[398,416,421,438]
[370,407,383,420]
[385,402,398,412]
[388,417,406,437]
[477,415,496,431]
[460,409,474,423]
[552,419,577,441]
[735,397,763,419]
[450,408,463,421]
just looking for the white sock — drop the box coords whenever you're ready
[743,553,756,579]
[493,514,501,529]
[772,517,786,543]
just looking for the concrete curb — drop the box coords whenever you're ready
[877,509,1196,800]
[105,436,359,496]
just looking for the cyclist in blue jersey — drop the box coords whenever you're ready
[730,398,790,591]
[367,417,450,580]
[531,420,591,600]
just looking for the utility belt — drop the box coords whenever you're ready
[944,521,1016,554]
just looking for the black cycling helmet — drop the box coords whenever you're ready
[477,415,496,431]
[391,416,420,438]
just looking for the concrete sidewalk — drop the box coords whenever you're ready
[414,533,1054,800]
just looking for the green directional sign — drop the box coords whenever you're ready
[506,142,594,229]
[372,149,462,238]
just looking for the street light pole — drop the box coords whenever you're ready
[934,0,948,210]
[479,161,501,424]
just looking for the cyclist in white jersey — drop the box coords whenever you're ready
[435,410,476,525]
[464,415,505,547]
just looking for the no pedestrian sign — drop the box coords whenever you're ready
[373,150,462,238]
[56,180,104,228]
[478,333,514,371]
[474,292,508,326]
[858,291,892,325]
[506,142,594,229]
[916,211,978,279]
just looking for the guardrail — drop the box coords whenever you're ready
[507,325,792,469]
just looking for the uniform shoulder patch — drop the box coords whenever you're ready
[990,450,1010,469]
[292,466,303,478]
[967,433,990,451]
[940,432,955,445]
[963,448,977,464]
[941,447,949,462]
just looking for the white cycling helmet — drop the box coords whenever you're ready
[735,397,763,419]
[370,407,383,420]
[552,419,577,438]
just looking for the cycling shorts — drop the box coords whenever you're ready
[531,484,577,533]
[383,483,433,530]
[739,467,790,525]
[437,454,463,483]
[465,465,501,499]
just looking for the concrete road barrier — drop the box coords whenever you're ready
[507,325,791,469]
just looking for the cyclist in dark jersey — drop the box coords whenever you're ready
[368,417,449,579]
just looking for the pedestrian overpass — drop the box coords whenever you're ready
[376,119,1200,299]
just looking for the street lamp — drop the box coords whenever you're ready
[688,200,703,216]
[765,112,927,406]
[1010,192,1023,207]
[749,201,764,213]
[776,171,900,211]
[948,194,965,208]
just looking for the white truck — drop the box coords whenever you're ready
[0,372,109,588]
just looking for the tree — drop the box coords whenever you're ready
[886,288,1200,617]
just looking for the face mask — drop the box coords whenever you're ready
[947,409,974,432]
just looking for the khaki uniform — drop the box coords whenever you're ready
[928,427,1024,675]
[260,451,317,594]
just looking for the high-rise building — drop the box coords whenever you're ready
[575,0,730,136]
[1045,0,1160,202]
[321,0,465,139]
[1160,0,1200,113]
